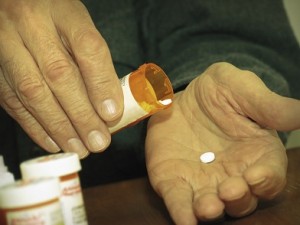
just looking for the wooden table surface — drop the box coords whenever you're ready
[83,147,300,225]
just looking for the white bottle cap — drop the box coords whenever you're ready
[20,153,81,180]
[0,155,7,172]
[0,172,15,188]
[0,177,60,209]
[0,155,15,187]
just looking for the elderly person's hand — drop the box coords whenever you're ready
[146,62,300,225]
[0,0,123,158]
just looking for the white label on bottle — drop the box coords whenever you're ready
[108,74,148,133]
[60,177,88,225]
[5,201,64,225]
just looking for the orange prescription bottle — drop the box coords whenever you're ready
[20,153,88,225]
[0,177,64,225]
[108,63,174,133]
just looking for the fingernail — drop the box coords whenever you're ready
[88,130,108,152]
[45,137,61,153]
[67,138,89,157]
[79,151,90,159]
[101,99,118,117]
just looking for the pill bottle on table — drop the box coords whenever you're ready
[108,63,174,133]
[20,153,88,225]
[0,155,15,188]
[0,177,63,225]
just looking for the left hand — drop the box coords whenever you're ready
[0,0,123,157]
[145,62,300,225]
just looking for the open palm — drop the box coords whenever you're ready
[145,63,300,225]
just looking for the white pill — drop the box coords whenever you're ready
[159,99,172,105]
[200,152,215,163]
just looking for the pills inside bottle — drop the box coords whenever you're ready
[108,63,174,133]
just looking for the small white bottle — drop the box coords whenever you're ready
[0,177,64,225]
[0,155,15,188]
[20,153,88,225]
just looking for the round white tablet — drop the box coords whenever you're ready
[159,98,172,105]
[200,152,215,163]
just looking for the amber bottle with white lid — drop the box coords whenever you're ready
[20,153,87,225]
[108,63,174,133]
[0,177,64,225]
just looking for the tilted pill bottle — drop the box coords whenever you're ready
[108,63,174,133]
[20,153,88,225]
[0,177,64,225]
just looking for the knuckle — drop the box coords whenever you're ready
[210,62,235,73]
[87,78,114,96]
[0,1,28,21]
[17,76,45,103]
[74,29,103,50]
[71,108,96,127]
[74,29,110,60]
[241,69,256,77]
[208,61,225,69]
[0,91,37,129]
[44,58,76,83]
[16,3,34,21]
[2,93,23,112]
[47,119,71,137]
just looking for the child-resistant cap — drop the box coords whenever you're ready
[0,177,60,209]
[20,153,81,179]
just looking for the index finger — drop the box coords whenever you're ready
[154,179,198,225]
[53,1,124,122]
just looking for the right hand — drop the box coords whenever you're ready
[146,62,300,224]
[0,0,124,158]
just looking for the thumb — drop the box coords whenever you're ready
[239,83,300,132]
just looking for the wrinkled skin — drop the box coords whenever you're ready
[0,0,123,158]
[1,1,300,224]
[146,62,300,225]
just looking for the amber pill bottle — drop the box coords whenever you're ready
[20,153,87,225]
[108,63,174,133]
